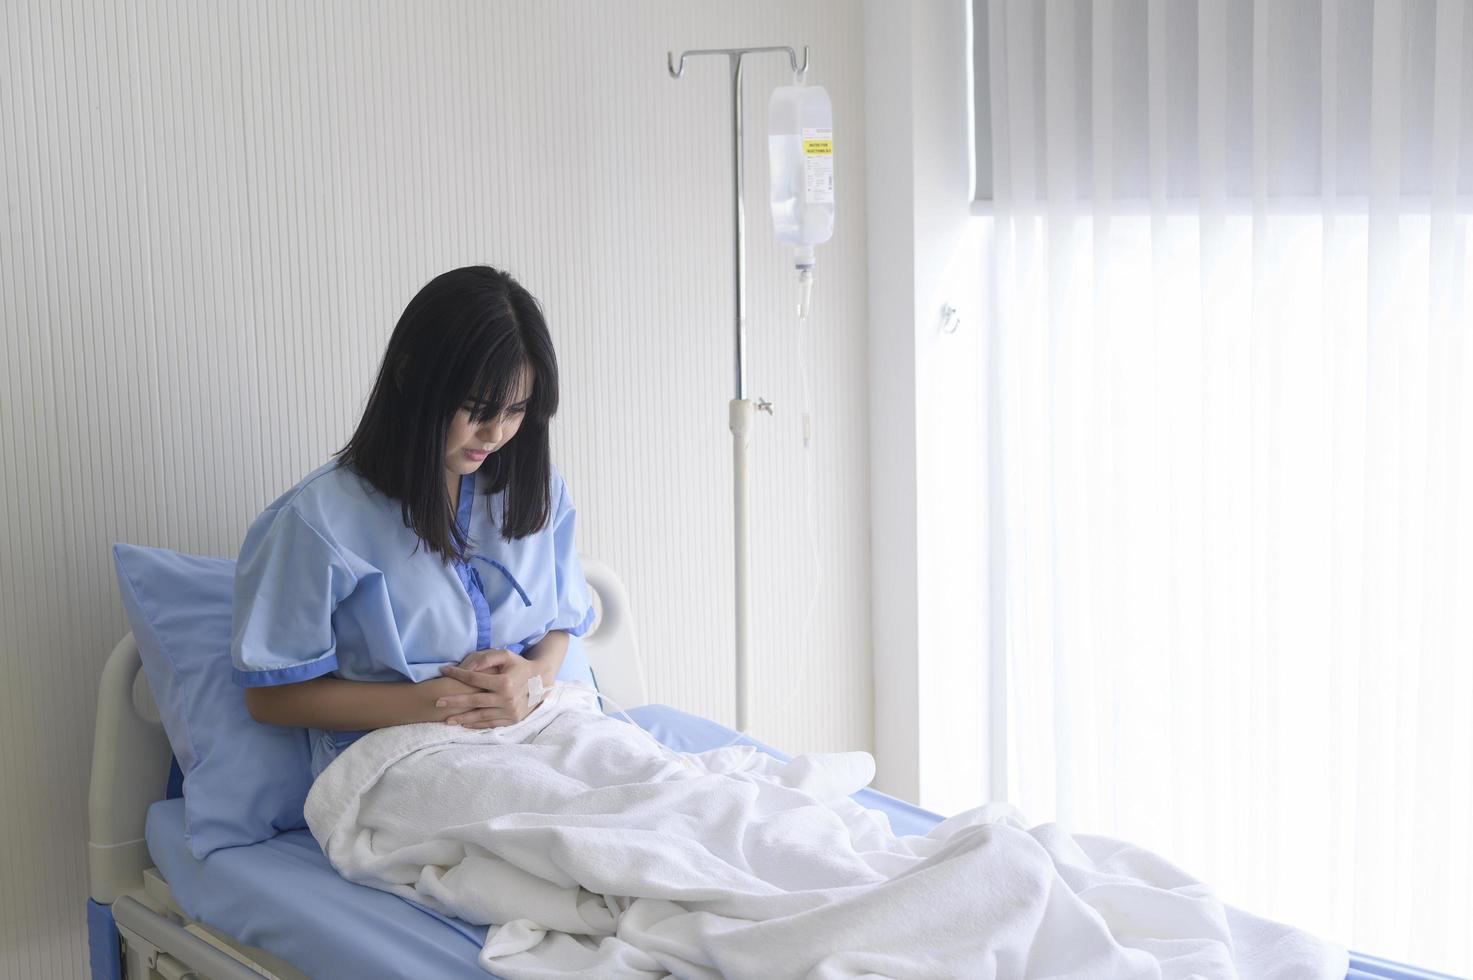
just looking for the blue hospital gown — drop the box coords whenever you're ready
[230,459,597,776]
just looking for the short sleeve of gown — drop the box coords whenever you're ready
[231,504,359,687]
[549,475,597,638]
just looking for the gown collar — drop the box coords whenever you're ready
[455,471,477,536]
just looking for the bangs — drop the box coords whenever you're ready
[461,346,550,424]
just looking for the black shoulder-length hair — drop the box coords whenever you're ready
[338,265,560,562]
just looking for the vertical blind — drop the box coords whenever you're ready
[974,0,1471,972]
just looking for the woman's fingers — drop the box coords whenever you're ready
[444,692,530,727]
[444,697,512,724]
[437,665,531,725]
[439,664,508,691]
[436,690,508,710]
[458,648,512,672]
[435,672,513,714]
[447,702,523,727]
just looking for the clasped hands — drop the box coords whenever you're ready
[432,649,543,729]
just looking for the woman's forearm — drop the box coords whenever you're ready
[244,674,462,731]
[523,630,570,686]
[248,634,572,731]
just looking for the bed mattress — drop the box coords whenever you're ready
[143,705,1454,980]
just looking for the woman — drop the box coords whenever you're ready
[231,266,597,778]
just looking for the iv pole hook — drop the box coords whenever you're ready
[667,44,809,81]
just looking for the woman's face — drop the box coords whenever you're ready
[444,365,534,479]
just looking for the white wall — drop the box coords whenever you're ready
[864,0,990,812]
[0,2,871,974]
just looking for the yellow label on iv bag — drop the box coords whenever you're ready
[801,128,834,204]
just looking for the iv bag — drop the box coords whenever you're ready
[768,84,834,266]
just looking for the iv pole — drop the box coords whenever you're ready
[667,44,809,733]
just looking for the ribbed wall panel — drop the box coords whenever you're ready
[0,2,871,974]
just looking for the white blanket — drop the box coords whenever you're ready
[304,685,1348,980]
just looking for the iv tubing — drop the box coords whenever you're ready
[709,267,826,754]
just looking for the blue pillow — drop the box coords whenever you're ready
[113,544,314,859]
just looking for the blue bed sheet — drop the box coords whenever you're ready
[143,705,1460,980]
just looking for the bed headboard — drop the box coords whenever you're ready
[88,555,648,904]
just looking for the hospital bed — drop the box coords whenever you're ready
[87,559,1459,980]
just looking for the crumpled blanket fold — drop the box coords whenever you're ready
[305,685,1347,980]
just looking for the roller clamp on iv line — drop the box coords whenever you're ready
[668,44,833,744]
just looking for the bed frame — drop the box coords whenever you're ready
[86,557,649,980]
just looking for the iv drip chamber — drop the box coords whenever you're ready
[768,84,834,268]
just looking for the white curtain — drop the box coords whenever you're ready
[979,0,1471,973]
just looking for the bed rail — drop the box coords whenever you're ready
[111,895,270,980]
[87,634,171,904]
[580,556,650,711]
